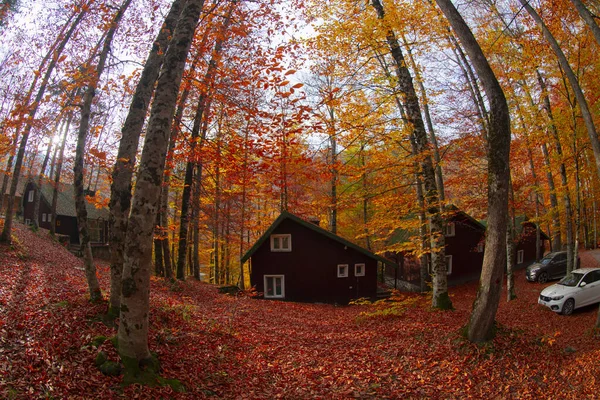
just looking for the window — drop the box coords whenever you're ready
[445,222,456,237]
[446,255,453,275]
[47,214,52,223]
[270,234,292,252]
[354,263,365,277]
[42,213,47,222]
[477,242,484,253]
[28,190,34,202]
[337,264,348,278]
[264,275,285,298]
[25,219,31,225]
[88,219,103,243]
[517,250,524,264]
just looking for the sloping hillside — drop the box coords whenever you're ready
[1,221,600,399]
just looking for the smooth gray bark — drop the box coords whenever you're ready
[108,0,185,316]
[436,0,511,342]
[371,0,449,308]
[118,0,205,366]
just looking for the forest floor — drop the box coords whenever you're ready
[2,222,600,399]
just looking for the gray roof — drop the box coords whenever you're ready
[37,181,109,220]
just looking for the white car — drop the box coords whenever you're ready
[538,268,600,315]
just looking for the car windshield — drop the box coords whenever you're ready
[558,273,584,287]
[540,255,554,265]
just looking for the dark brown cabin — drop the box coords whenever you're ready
[242,212,396,304]
[388,210,549,291]
[22,181,109,249]
[514,217,549,266]
[386,208,487,290]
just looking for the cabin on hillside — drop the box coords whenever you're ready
[386,208,550,291]
[22,181,110,256]
[241,211,397,304]
[385,207,487,291]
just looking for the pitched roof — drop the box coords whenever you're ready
[241,211,397,266]
[480,215,550,240]
[36,181,109,220]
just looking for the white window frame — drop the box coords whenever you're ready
[337,264,348,278]
[354,263,365,277]
[517,249,524,264]
[47,214,52,223]
[264,275,285,298]
[270,234,292,252]
[445,222,456,237]
[28,190,34,202]
[25,219,31,225]
[41,213,46,222]
[446,255,453,275]
[477,242,484,253]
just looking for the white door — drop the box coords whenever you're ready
[264,275,285,299]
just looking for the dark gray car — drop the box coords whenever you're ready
[526,251,579,283]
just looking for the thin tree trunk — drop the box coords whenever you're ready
[402,34,445,200]
[118,0,205,374]
[570,0,600,46]
[436,0,511,342]
[506,179,516,301]
[176,3,235,279]
[75,0,132,302]
[50,112,74,236]
[31,121,56,230]
[108,0,185,317]
[371,0,448,308]
[538,71,574,271]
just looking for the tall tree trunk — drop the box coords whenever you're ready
[569,0,600,46]
[436,0,511,342]
[31,118,57,230]
[538,71,574,271]
[506,179,517,301]
[117,0,205,375]
[371,0,449,309]
[176,3,234,279]
[1,8,86,242]
[50,112,74,236]
[519,0,600,180]
[75,0,132,302]
[402,34,445,200]
[108,0,185,317]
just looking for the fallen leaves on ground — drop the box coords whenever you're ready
[1,222,600,399]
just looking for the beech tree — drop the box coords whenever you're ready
[117,0,205,380]
[435,0,511,342]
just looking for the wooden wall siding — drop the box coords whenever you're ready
[516,222,546,267]
[445,216,485,285]
[250,218,378,304]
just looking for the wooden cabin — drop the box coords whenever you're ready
[387,209,549,291]
[514,217,549,266]
[242,212,396,304]
[22,181,109,250]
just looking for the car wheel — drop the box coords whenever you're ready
[538,272,549,284]
[561,298,575,316]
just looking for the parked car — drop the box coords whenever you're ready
[525,251,579,283]
[538,268,600,315]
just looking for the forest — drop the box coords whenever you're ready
[2,0,600,394]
